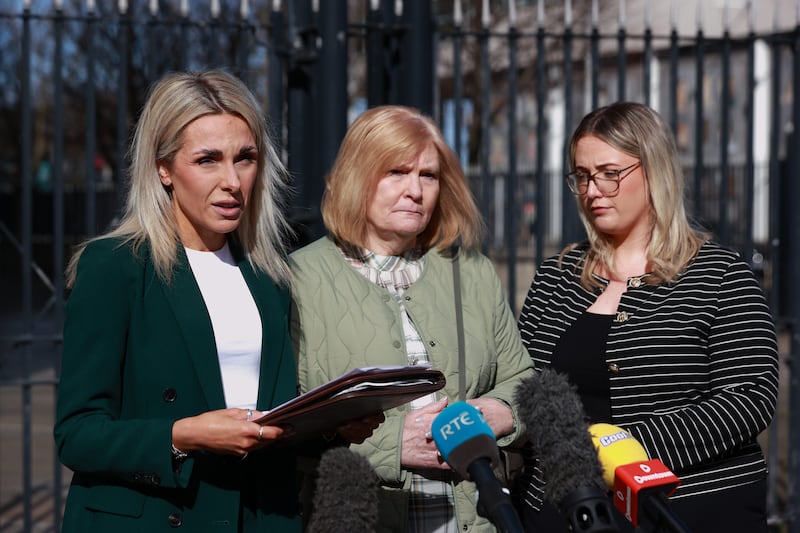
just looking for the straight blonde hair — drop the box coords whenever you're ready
[321,105,483,252]
[66,70,293,287]
[566,101,708,289]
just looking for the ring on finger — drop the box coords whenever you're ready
[246,409,253,421]
[424,431,433,440]
[257,426,264,442]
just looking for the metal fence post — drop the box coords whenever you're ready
[366,1,387,106]
[718,30,732,245]
[116,8,129,215]
[399,0,433,115]
[286,0,318,243]
[693,29,705,216]
[534,21,546,267]
[479,19,491,256]
[506,23,519,313]
[20,6,33,533]
[52,8,66,530]
[561,21,581,246]
[314,0,348,238]
[84,9,97,237]
[788,25,800,533]
[268,4,285,151]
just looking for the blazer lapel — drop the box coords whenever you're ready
[238,260,291,410]
[162,248,227,409]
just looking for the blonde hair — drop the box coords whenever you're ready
[66,70,293,287]
[565,101,708,289]
[321,105,483,252]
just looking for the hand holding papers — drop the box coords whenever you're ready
[255,365,446,444]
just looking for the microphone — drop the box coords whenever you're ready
[588,423,649,488]
[589,423,690,533]
[514,370,619,532]
[431,401,524,533]
[306,446,380,533]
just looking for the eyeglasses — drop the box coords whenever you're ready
[565,162,641,196]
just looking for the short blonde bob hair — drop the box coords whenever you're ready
[566,101,708,289]
[67,70,293,287]
[321,105,483,252]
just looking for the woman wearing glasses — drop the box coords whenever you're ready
[515,101,778,532]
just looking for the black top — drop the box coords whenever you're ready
[551,311,613,423]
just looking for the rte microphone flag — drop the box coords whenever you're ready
[431,401,499,477]
[431,402,524,533]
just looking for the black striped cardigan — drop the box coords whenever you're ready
[515,240,779,510]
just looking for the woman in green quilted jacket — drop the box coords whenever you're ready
[290,105,534,532]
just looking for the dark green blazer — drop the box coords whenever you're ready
[54,237,301,533]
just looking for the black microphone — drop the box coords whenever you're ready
[306,446,380,533]
[514,369,619,532]
[431,401,525,533]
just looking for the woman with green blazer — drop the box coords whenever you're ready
[54,70,379,533]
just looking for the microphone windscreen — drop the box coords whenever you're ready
[306,446,380,533]
[588,423,649,488]
[514,369,606,506]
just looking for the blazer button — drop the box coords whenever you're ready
[607,363,620,374]
[162,388,178,402]
[392,340,401,349]
[167,512,183,527]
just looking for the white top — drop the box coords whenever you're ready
[185,243,262,409]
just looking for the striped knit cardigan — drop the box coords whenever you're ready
[515,240,779,510]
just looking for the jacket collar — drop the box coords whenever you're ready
[237,257,291,410]
[163,245,226,409]
[162,241,290,411]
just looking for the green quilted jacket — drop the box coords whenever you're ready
[290,236,534,532]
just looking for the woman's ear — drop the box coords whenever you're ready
[158,165,171,186]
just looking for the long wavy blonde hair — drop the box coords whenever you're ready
[66,70,293,287]
[565,101,708,289]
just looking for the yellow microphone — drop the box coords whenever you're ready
[588,423,649,488]
[588,423,688,532]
